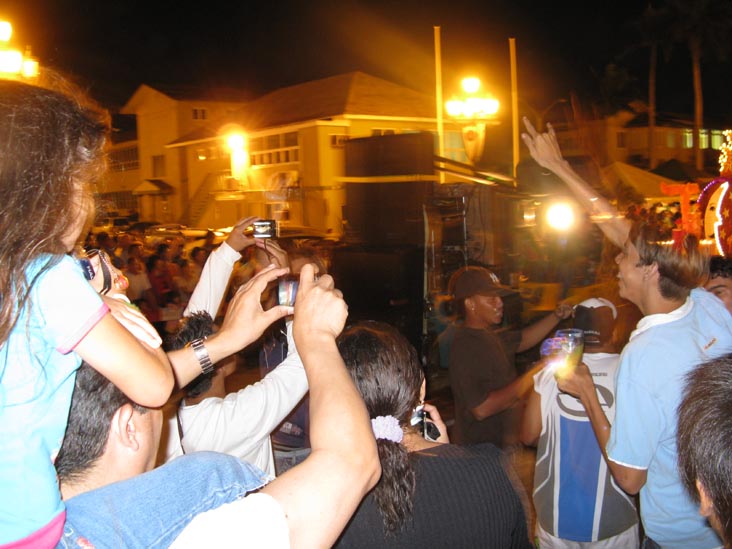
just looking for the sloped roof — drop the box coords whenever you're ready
[139,83,251,103]
[122,84,250,114]
[168,72,435,146]
[651,159,708,182]
[602,162,683,202]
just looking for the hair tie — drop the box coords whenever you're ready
[370,415,403,443]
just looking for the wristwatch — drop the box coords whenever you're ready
[189,338,214,375]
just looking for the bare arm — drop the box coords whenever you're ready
[184,216,259,318]
[557,363,647,494]
[470,361,543,421]
[261,264,381,548]
[74,313,174,408]
[521,118,630,248]
[169,264,293,389]
[519,386,542,446]
[517,302,573,352]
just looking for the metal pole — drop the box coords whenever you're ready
[509,37,519,187]
[434,26,445,184]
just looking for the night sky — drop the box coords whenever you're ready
[3,0,731,120]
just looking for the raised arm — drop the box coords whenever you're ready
[260,264,381,548]
[184,216,259,318]
[517,302,574,352]
[168,264,293,389]
[521,118,630,248]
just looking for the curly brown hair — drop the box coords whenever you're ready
[0,74,109,346]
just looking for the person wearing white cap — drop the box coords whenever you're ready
[521,298,639,548]
[448,266,573,448]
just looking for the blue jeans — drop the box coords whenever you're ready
[58,452,270,548]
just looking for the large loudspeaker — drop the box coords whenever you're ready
[343,181,432,246]
[345,132,434,176]
[331,246,424,354]
[343,133,435,246]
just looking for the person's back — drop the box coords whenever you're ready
[160,312,307,476]
[523,298,638,547]
[334,321,532,549]
[336,442,530,548]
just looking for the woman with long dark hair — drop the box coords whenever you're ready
[335,321,532,548]
[0,75,178,546]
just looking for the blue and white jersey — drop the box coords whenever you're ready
[532,353,638,542]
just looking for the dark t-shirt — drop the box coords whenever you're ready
[335,443,532,548]
[448,326,521,446]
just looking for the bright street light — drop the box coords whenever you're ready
[546,202,575,231]
[461,77,480,94]
[444,76,500,164]
[0,20,39,80]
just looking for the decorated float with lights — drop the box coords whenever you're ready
[695,130,732,256]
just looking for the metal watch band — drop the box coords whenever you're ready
[190,338,214,375]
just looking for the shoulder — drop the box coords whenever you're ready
[414,442,503,464]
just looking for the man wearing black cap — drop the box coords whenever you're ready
[520,298,639,547]
[448,266,572,448]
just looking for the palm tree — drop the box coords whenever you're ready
[665,0,732,171]
[637,4,672,169]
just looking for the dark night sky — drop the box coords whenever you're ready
[3,0,731,120]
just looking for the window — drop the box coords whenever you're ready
[371,128,397,136]
[196,148,207,161]
[192,108,208,120]
[283,132,298,147]
[700,129,709,149]
[248,131,300,167]
[712,130,724,150]
[616,131,627,148]
[265,135,280,150]
[330,135,349,148]
[682,129,693,149]
[152,154,166,177]
[109,145,139,172]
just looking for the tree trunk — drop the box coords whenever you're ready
[648,43,657,169]
[691,38,704,172]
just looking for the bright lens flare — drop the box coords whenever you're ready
[0,21,12,43]
[462,77,480,94]
[546,202,575,231]
[227,133,245,151]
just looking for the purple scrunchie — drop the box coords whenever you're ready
[370,415,403,443]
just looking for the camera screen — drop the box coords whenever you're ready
[278,276,299,307]
[252,220,277,238]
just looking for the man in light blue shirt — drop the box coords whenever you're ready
[523,119,732,548]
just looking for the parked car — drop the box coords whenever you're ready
[90,216,130,235]
[127,221,162,236]
[143,224,227,255]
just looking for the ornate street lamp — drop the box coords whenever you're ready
[0,21,39,80]
[445,77,499,164]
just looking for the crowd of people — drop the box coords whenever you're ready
[4,72,732,549]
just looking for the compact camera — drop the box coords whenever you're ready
[278,275,300,307]
[245,219,278,239]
